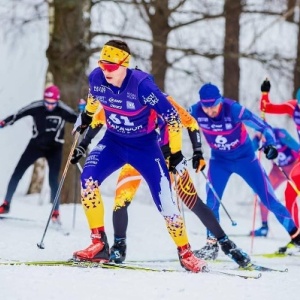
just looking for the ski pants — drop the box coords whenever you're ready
[5,140,62,210]
[206,152,297,237]
[112,164,225,239]
[80,131,189,247]
[259,160,300,227]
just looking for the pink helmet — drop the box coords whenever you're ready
[44,85,60,101]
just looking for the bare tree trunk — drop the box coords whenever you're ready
[286,0,297,23]
[148,1,171,90]
[27,1,56,196]
[46,0,91,204]
[293,5,300,93]
[26,158,46,194]
[223,0,242,100]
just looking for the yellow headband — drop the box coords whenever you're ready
[99,45,130,67]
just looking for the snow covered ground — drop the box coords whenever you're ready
[0,192,299,300]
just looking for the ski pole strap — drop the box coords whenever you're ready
[76,162,83,173]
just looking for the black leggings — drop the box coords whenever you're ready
[5,140,62,210]
[112,171,226,240]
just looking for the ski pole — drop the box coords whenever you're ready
[251,87,269,252]
[173,173,185,223]
[274,162,300,196]
[37,132,80,249]
[201,171,237,226]
[72,162,83,229]
[76,162,83,173]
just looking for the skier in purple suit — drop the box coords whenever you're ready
[71,39,207,273]
[188,83,300,259]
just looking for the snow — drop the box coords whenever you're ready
[0,2,299,300]
[0,195,299,300]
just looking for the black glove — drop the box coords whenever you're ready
[169,151,187,176]
[161,144,171,160]
[70,145,87,164]
[263,145,278,160]
[72,112,92,135]
[261,79,271,93]
[192,150,206,172]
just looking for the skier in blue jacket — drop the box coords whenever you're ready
[188,83,300,259]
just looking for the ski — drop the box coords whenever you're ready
[254,252,300,258]
[205,269,261,279]
[0,216,35,222]
[128,259,286,274]
[0,260,178,272]
[0,260,261,279]
[0,261,70,266]
[240,263,288,273]
[72,261,175,272]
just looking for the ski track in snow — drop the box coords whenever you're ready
[0,196,299,300]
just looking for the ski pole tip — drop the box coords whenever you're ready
[37,242,45,249]
[232,221,237,226]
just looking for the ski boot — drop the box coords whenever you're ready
[193,237,219,260]
[73,229,110,262]
[51,210,61,225]
[277,241,298,254]
[218,236,251,267]
[249,223,269,237]
[110,237,127,263]
[0,201,10,214]
[277,231,300,255]
[178,244,208,273]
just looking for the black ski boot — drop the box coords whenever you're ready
[279,230,300,254]
[218,236,251,267]
[110,237,127,263]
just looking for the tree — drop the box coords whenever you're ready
[46,0,91,204]
[4,0,300,203]
[223,0,242,100]
[286,0,300,93]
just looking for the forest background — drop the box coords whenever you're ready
[0,0,299,205]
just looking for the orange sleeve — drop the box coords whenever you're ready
[167,95,199,131]
[90,104,106,128]
[85,93,100,117]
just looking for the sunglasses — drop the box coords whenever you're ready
[99,54,129,72]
